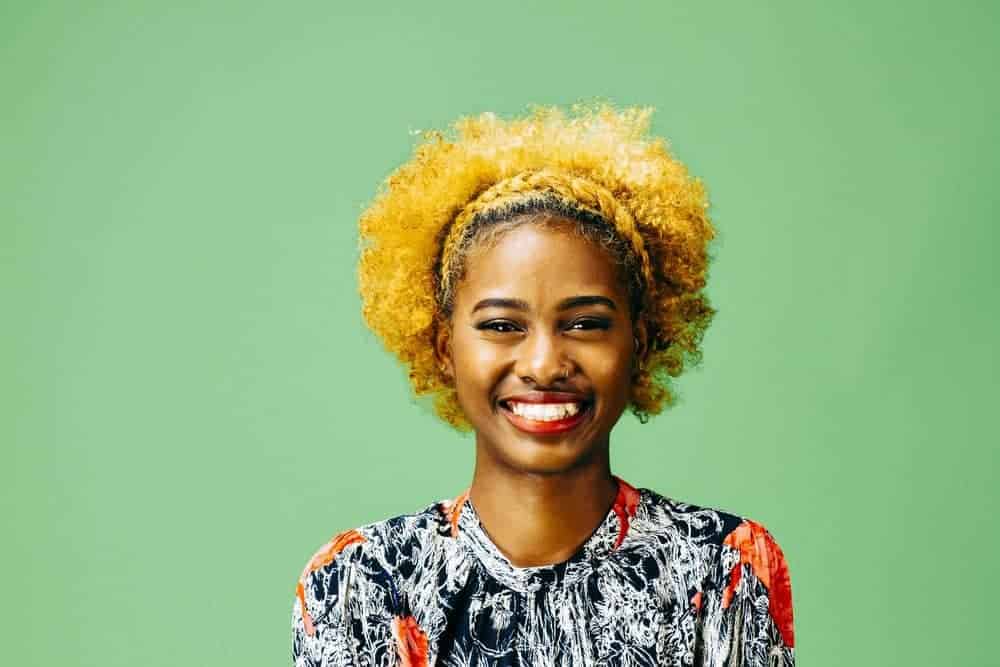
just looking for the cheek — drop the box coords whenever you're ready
[451,335,506,394]
[583,345,634,393]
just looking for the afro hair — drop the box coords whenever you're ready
[358,104,715,430]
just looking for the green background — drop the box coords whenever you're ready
[3,1,996,664]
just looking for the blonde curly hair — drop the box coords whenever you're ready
[358,104,715,431]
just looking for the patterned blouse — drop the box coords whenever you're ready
[292,476,795,666]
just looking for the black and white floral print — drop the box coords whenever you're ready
[292,477,795,666]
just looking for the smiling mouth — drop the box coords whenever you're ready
[498,399,593,434]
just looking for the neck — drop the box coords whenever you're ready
[467,447,618,568]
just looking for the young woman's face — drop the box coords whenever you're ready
[437,219,646,475]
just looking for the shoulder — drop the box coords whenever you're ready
[293,494,462,633]
[632,486,751,549]
[296,496,455,585]
[633,486,793,600]
[635,487,795,650]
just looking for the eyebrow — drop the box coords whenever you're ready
[471,295,618,313]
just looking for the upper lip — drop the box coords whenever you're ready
[499,391,590,405]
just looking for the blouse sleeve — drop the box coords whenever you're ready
[292,530,366,667]
[698,519,795,666]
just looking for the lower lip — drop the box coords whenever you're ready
[499,402,591,435]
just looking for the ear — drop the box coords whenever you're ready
[632,320,649,371]
[434,318,455,380]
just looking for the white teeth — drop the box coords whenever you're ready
[507,401,582,422]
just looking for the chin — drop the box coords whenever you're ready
[491,437,605,476]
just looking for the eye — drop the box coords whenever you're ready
[568,318,611,331]
[476,320,522,333]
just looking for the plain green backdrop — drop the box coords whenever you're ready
[3,1,997,665]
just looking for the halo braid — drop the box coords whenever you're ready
[437,169,654,316]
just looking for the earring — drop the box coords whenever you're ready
[633,336,646,373]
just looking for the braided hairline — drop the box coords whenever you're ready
[437,193,646,321]
[435,169,654,317]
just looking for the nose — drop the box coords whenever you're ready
[514,328,573,386]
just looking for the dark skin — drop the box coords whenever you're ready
[435,217,648,567]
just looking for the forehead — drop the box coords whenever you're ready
[455,223,626,306]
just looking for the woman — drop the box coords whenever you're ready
[292,106,795,666]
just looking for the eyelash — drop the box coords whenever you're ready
[477,318,610,333]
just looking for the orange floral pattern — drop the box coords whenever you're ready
[690,590,703,614]
[722,519,795,648]
[611,475,640,549]
[392,615,429,667]
[295,528,365,637]
[438,488,470,537]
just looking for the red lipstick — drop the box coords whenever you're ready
[498,391,592,435]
